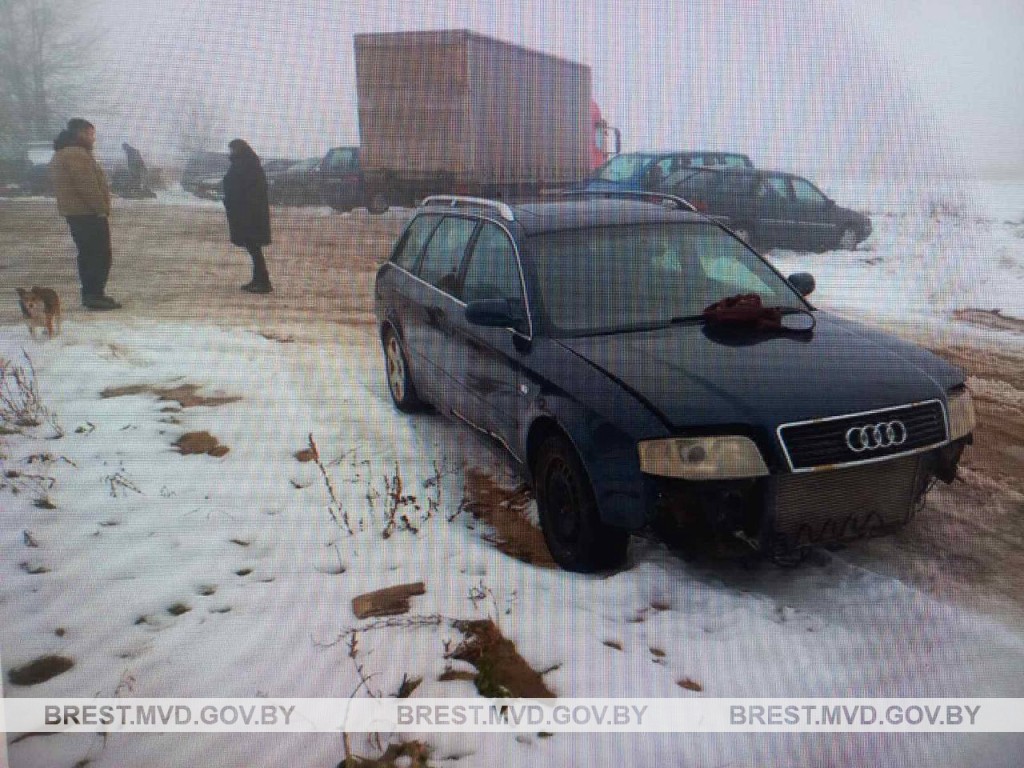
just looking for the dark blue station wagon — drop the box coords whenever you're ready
[374,195,975,571]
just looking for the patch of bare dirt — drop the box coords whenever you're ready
[294,448,316,462]
[953,308,1024,334]
[0,200,407,330]
[173,431,229,457]
[462,468,556,568]
[101,383,241,408]
[338,741,431,768]
[437,669,477,683]
[352,582,426,620]
[451,618,555,699]
[677,677,703,692]
[928,343,1024,497]
[7,654,74,686]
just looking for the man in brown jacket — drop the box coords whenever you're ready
[50,119,121,310]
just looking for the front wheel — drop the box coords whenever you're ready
[383,329,424,413]
[534,434,629,572]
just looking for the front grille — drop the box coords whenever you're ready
[778,400,947,471]
[765,454,925,553]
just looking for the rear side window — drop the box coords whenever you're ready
[391,214,440,271]
[418,216,478,296]
[462,223,524,304]
[763,176,791,199]
[723,154,752,168]
[792,178,827,206]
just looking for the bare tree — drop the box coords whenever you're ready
[0,0,99,144]
[173,90,218,160]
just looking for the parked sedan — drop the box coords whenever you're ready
[374,195,973,572]
[267,157,322,206]
[659,167,872,252]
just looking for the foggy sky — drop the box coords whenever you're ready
[86,0,1022,178]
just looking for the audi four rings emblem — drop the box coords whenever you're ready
[845,421,908,452]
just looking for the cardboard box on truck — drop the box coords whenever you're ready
[354,29,592,204]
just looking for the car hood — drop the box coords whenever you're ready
[556,313,962,429]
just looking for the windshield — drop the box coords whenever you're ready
[594,153,653,182]
[526,222,807,337]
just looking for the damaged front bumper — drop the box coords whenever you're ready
[649,438,970,556]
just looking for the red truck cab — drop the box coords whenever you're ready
[590,101,621,171]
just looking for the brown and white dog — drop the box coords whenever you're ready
[16,287,62,339]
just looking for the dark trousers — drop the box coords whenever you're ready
[65,215,112,299]
[245,242,271,285]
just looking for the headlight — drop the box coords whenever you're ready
[947,388,975,440]
[638,436,769,480]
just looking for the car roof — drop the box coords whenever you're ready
[419,197,708,235]
[683,166,800,180]
[613,150,750,159]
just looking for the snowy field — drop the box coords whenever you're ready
[2,176,1024,767]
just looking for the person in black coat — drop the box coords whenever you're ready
[223,139,272,293]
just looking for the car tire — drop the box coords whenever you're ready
[837,225,859,251]
[383,328,424,413]
[367,191,389,215]
[534,434,629,572]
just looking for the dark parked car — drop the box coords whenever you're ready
[180,151,230,199]
[660,166,872,252]
[373,194,974,571]
[22,141,55,196]
[320,146,386,213]
[581,150,753,194]
[267,157,322,205]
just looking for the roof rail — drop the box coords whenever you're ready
[421,195,515,222]
[561,189,697,213]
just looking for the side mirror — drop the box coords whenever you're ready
[466,299,527,332]
[788,272,815,297]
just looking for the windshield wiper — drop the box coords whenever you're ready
[572,321,671,338]
[668,314,706,325]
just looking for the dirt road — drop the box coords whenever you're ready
[3,198,1023,621]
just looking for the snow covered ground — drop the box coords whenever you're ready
[2,177,1024,767]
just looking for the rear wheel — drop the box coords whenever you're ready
[534,434,629,572]
[837,225,859,250]
[383,329,424,413]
